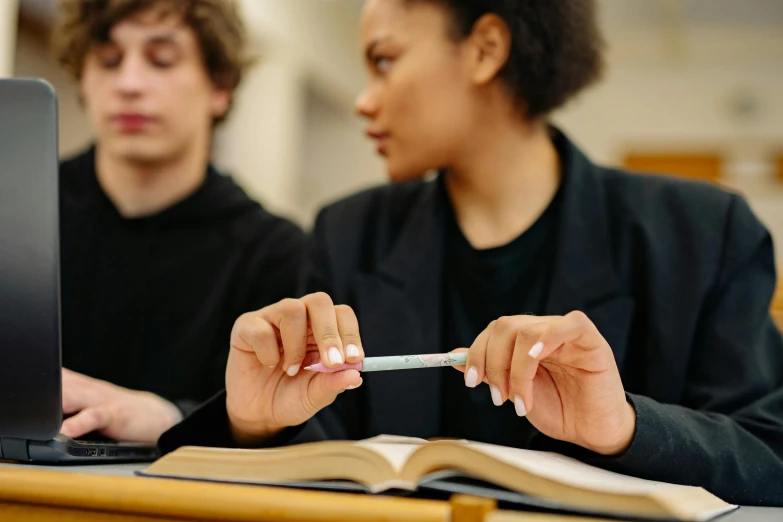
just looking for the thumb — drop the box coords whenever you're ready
[305,370,362,413]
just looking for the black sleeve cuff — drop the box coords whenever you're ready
[157,390,331,455]
[578,393,663,476]
[173,399,202,418]
[578,393,704,485]
[158,390,234,455]
[533,393,676,483]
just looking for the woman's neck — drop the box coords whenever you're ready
[95,143,209,218]
[445,120,561,250]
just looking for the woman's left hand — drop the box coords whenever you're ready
[456,312,636,456]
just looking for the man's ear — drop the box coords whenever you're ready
[465,13,511,86]
[77,80,86,108]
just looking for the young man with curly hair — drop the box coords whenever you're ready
[53,0,305,443]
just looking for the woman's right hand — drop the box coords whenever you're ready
[225,293,365,445]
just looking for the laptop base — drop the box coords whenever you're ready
[1,434,158,463]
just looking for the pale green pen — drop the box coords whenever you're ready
[303,352,468,373]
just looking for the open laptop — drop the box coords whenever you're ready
[0,78,158,462]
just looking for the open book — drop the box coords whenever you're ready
[140,435,736,521]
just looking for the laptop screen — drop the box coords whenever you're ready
[0,79,63,441]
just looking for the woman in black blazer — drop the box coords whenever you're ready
[161,0,783,505]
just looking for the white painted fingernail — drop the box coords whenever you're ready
[465,367,478,388]
[514,395,527,417]
[346,344,360,358]
[327,347,343,365]
[528,342,544,359]
[346,378,363,390]
[490,385,503,406]
[286,363,301,377]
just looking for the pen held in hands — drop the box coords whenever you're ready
[304,352,468,373]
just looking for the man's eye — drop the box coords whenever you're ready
[95,49,122,69]
[148,48,179,68]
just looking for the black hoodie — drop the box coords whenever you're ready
[59,147,305,416]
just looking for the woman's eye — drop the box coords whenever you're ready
[374,56,393,73]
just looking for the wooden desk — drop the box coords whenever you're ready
[0,462,780,522]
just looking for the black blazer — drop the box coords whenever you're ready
[160,130,783,506]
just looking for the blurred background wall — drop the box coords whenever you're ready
[0,0,19,76]
[7,0,783,264]
[553,0,783,265]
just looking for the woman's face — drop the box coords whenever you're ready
[355,0,478,182]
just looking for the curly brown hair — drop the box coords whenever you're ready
[52,0,249,122]
[409,0,605,120]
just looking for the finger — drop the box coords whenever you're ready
[464,323,493,389]
[62,368,91,386]
[509,312,603,417]
[451,349,492,386]
[302,292,344,368]
[335,305,364,363]
[467,315,548,386]
[485,317,520,406]
[231,312,281,368]
[533,311,608,371]
[61,371,100,414]
[60,406,113,439]
[305,370,363,414]
[509,331,539,417]
[266,299,308,376]
[450,348,470,372]
[61,385,88,414]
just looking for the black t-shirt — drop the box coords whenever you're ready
[439,177,562,445]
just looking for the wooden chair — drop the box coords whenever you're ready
[623,152,722,183]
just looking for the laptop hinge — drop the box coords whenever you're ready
[0,438,31,461]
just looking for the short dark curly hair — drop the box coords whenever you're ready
[409,0,605,119]
[52,0,249,123]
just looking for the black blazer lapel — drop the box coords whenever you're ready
[349,131,637,437]
[352,180,445,438]
[544,131,635,370]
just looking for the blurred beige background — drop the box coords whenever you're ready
[2,0,783,264]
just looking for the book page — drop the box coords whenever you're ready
[466,442,671,495]
[355,436,428,473]
[362,435,429,445]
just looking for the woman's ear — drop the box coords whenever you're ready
[211,88,232,120]
[466,13,511,86]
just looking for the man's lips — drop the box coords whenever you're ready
[112,114,155,132]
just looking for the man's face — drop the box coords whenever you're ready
[80,6,231,164]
